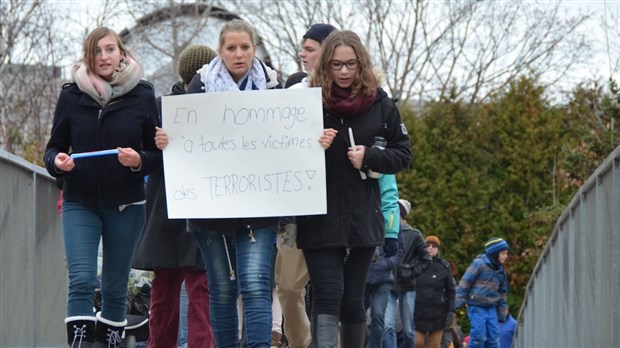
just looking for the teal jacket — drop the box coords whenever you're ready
[379,174,400,239]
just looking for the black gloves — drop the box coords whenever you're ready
[383,237,398,257]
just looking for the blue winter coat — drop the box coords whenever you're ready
[455,253,509,321]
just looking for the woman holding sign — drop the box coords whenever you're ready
[44,27,160,347]
[158,19,282,348]
[296,30,412,347]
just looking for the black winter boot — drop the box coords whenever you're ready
[311,314,339,348]
[65,316,96,348]
[94,312,126,348]
[339,322,366,348]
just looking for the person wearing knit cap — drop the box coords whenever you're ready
[454,237,509,348]
[177,44,218,88]
[275,22,337,348]
[394,199,432,348]
[485,237,509,260]
[285,23,337,89]
[132,43,218,348]
[414,235,456,348]
[398,198,411,219]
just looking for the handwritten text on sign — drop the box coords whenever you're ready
[161,88,326,218]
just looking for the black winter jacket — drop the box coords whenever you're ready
[133,82,204,271]
[414,256,456,333]
[297,88,412,249]
[44,81,161,207]
[396,222,432,291]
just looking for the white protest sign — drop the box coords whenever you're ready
[161,88,326,219]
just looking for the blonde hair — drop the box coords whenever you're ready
[311,30,377,106]
[82,27,134,75]
[218,19,259,51]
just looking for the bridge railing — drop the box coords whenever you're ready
[0,150,66,347]
[513,145,619,347]
[2,145,618,347]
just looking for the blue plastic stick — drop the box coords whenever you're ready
[70,149,119,159]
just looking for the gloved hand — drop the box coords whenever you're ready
[445,311,456,329]
[383,238,398,257]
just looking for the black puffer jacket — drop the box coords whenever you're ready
[44,81,161,206]
[133,82,204,271]
[297,88,412,249]
[414,256,456,333]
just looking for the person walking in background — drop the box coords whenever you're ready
[132,44,217,348]
[44,26,161,347]
[276,22,337,348]
[394,199,432,348]
[364,174,403,348]
[455,238,509,348]
[414,236,456,348]
[297,29,412,348]
[285,23,336,89]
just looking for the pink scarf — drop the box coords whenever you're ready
[71,56,143,106]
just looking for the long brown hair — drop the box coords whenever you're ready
[82,27,134,75]
[311,30,377,105]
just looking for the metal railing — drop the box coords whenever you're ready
[513,145,620,347]
[0,150,66,347]
[1,145,618,347]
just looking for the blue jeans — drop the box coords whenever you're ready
[178,281,188,348]
[194,227,275,348]
[62,201,145,322]
[382,290,398,348]
[398,291,416,348]
[365,283,397,348]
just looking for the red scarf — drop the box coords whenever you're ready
[327,84,377,118]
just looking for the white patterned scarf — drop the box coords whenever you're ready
[198,57,278,92]
[71,56,143,106]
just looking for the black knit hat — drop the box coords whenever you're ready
[303,23,337,44]
[177,45,217,85]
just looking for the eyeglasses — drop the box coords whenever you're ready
[329,60,359,71]
[426,243,438,248]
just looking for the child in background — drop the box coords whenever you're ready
[455,238,509,348]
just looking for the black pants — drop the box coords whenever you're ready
[303,246,375,324]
